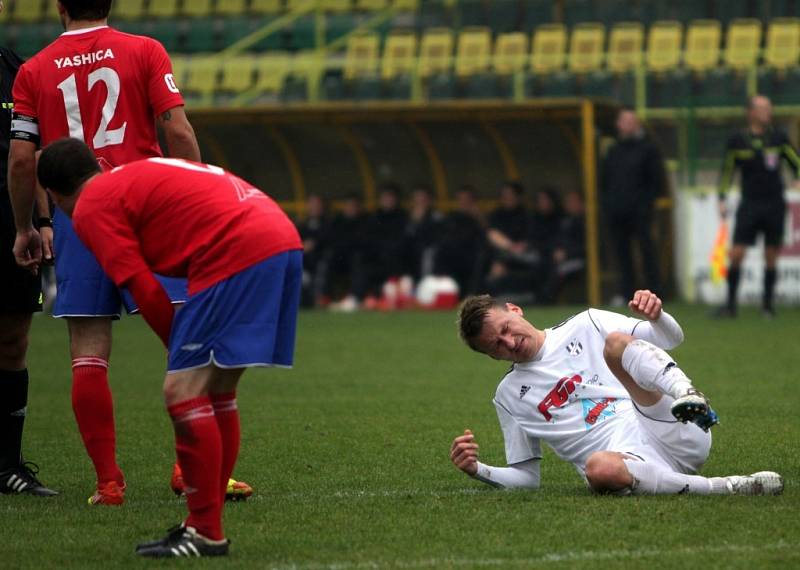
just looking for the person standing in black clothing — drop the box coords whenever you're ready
[404,185,442,281]
[0,0,57,497]
[435,185,487,296]
[600,107,665,302]
[296,194,330,307]
[363,184,409,299]
[716,95,800,318]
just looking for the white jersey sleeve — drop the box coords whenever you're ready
[494,399,543,464]
[587,309,684,350]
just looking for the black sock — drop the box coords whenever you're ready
[0,369,29,471]
[764,268,778,310]
[726,266,741,311]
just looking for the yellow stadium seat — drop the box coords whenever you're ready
[392,0,418,10]
[607,22,643,73]
[724,19,762,71]
[286,0,316,11]
[356,0,388,10]
[764,18,800,70]
[147,0,179,19]
[684,19,722,73]
[251,0,283,14]
[493,32,528,75]
[181,0,213,18]
[568,22,605,74]
[112,0,146,21]
[344,31,380,79]
[220,55,256,93]
[381,31,417,79]
[290,50,322,83]
[531,24,567,74]
[170,55,189,92]
[419,28,453,78]
[254,52,290,94]
[13,0,44,23]
[323,0,352,12]
[45,0,61,21]
[455,27,492,78]
[185,55,220,97]
[215,0,247,16]
[646,20,683,73]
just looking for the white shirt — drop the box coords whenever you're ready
[493,309,681,472]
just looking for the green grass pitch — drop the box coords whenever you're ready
[4,304,799,569]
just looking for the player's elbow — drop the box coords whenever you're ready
[8,144,36,177]
[162,122,199,161]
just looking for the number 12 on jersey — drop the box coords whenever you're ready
[57,67,127,150]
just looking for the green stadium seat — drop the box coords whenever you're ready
[112,0,146,21]
[523,0,552,30]
[181,0,213,18]
[488,0,521,34]
[223,16,283,51]
[215,0,248,17]
[563,0,595,27]
[147,0,179,19]
[183,18,221,53]
[113,19,150,37]
[11,0,44,23]
[455,0,486,28]
[146,19,181,52]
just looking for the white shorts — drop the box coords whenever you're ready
[607,396,712,474]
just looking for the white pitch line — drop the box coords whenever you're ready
[266,541,799,570]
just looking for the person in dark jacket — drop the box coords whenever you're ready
[363,183,409,298]
[404,185,442,281]
[601,107,665,302]
[323,193,368,307]
[435,185,487,296]
[296,194,330,307]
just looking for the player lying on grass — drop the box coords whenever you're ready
[37,138,303,558]
[450,291,783,496]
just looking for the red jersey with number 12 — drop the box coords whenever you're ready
[73,158,303,296]
[12,26,183,167]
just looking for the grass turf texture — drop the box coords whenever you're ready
[3,304,799,569]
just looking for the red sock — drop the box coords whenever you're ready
[71,358,124,485]
[211,392,241,502]
[168,396,224,541]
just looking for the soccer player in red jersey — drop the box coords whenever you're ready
[38,138,303,557]
[7,0,250,505]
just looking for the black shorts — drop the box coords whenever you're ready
[0,218,42,315]
[733,200,786,247]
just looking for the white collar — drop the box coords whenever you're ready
[61,25,109,37]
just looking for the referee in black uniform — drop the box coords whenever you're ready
[0,0,56,496]
[717,95,800,318]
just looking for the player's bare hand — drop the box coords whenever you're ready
[628,289,662,321]
[40,226,55,265]
[13,228,42,275]
[450,429,479,476]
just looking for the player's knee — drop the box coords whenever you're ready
[585,452,631,493]
[0,331,29,367]
[603,332,632,363]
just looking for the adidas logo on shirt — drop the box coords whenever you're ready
[519,385,531,399]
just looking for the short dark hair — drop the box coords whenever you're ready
[500,180,524,197]
[38,138,101,196]
[59,0,112,21]
[457,294,505,352]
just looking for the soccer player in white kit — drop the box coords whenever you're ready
[449,290,783,496]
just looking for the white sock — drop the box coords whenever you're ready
[621,339,694,400]
[623,459,729,495]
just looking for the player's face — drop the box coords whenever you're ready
[475,304,541,362]
[749,97,772,127]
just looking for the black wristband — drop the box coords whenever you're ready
[38,217,53,228]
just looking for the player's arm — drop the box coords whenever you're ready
[450,430,541,489]
[35,180,54,264]
[779,132,800,182]
[626,290,684,349]
[124,271,175,347]
[718,135,739,217]
[157,105,200,162]
[8,138,41,272]
[74,205,174,347]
